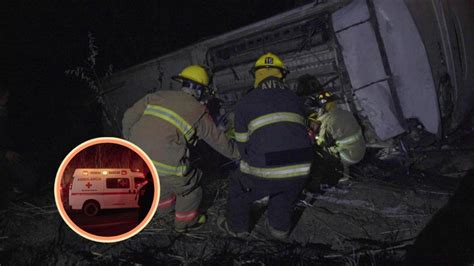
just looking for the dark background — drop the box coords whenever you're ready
[1,0,305,183]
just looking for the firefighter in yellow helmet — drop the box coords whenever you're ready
[122,65,239,232]
[218,53,313,240]
[172,65,212,101]
[250,52,289,88]
[305,91,366,191]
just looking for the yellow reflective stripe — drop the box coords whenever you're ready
[152,160,188,177]
[249,112,305,133]
[234,131,249,142]
[336,130,363,146]
[235,112,305,143]
[339,151,359,165]
[144,104,195,141]
[240,160,311,178]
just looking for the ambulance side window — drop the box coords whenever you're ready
[106,178,130,189]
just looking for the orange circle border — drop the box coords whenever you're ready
[53,137,160,243]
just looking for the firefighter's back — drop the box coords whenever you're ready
[128,90,206,168]
[235,78,313,170]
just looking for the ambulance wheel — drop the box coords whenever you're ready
[82,200,100,217]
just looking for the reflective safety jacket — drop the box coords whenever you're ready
[122,90,239,177]
[316,107,366,165]
[234,77,313,179]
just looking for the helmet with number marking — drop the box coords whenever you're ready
[250,52,289,77]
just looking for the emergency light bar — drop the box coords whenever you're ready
[79,169,134,176]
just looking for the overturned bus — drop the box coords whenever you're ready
[101,0,473,156]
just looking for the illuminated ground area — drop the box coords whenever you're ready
[1,145,472,265]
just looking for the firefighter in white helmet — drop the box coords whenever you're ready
[122,65,239,232]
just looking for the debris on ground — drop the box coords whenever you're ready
[0,147,472,265]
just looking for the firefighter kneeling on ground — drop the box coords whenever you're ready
[218,53,314,240]
[122,65,239,232]
[305,91,366,192]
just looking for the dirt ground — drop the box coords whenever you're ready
[1,147,472,265]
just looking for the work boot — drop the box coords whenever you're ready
[265,219,289,240]
[217,216,250,238]
[175,214,207,233]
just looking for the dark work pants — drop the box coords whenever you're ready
[306,147,343,192]
[226,171,307,233]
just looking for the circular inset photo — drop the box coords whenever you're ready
[54,137,160,243]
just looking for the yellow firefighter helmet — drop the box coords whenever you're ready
[317,91,337,106]
[172,65,210,87]
[316,91,338,112]
[250,52,289,77]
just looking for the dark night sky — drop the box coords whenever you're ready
[1,0,301,180]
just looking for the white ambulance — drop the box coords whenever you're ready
[68,168,148,216]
